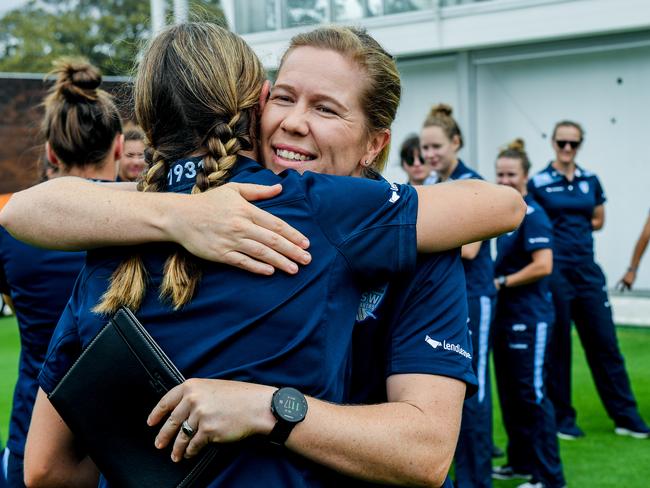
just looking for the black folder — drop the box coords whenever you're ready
[48,307,218,488]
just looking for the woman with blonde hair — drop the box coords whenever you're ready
[9,24,525,487]
[491,139,564,488]
[420,103,496,488]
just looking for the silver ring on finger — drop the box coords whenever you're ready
[181,419,196,438]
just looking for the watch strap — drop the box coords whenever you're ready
[268,417,295,446]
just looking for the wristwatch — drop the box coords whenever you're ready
[497,275,508,288]
[269,387,308,445]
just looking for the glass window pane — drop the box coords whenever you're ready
[236,0,278,34]
[385,0,434,15]
[286,0,327,28]
[333,0,366,22]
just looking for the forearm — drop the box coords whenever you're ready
[499,262,548,288]
[289,398,456,486]
[629,229,650,270]
[0,177,175,250]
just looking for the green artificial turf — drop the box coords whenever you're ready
[0,315,19,445]
[0,315,648,485]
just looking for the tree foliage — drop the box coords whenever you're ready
[0,0,226,76]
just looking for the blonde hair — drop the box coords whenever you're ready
[552,120,584,141]
[422,103,463,149]
[281,26,400,174]
[42,58,122,169]
[497,138,531,175]
[94,22,265,314]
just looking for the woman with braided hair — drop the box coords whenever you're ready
[15,23,525,487]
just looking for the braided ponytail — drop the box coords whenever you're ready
[93,22,265,314]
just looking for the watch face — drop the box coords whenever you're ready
[273,387,308,422]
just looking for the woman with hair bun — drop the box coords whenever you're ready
[420,103,496,488]
[528,120,648,440]
[491,139,565,488]
[0,58,121,488]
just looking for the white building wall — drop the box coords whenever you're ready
[474,43,650,290]
[231,0,650,292]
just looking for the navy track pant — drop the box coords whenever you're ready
[494,314,565,488]
[455,295,495,488]
[547,260,643,430]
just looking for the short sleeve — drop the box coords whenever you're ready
[302,173,418,281]
[593,175,606,206]
[385,250,478,396]
[38,301,82,395]
[522,206,553,254]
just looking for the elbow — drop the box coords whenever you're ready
[542,260,553,277]
[0,197,15,231]
[505,188,527,233]
[419,455,453,487]
[24,463,56,488]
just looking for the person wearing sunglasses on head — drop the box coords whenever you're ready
[528,120,649,441]
[399,134,432,186]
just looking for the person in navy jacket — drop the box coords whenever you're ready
[420,103,497,488]
[19,24,525,488]
[491,139,565,488]
[0,59,122,488]
[528,120,648,440]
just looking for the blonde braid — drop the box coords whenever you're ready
[159,113,245,309]
[92,152,167,314]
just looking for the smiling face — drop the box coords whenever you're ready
[496,156,528,195]
[552,125,582,166]
[260,46,381,177]
[419,125,460,181]
[118,139,146,181]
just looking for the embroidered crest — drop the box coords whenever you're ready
[579,181,590,194]
[356,284,388,322]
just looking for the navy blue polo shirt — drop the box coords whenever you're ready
[348,249,476,405]
[495,195,554,320]
[444,160,496,298]
[0,226,85,456]
[39,156,419,488]
[527,163,606,264]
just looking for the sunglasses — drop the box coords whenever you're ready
[555,139,581,149]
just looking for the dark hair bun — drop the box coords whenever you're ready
[507,138,525,152]
[50,59,102,102]
[430,103,453,117]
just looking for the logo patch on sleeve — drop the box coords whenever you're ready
[356,284,388,322]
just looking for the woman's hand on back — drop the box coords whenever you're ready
[167,183,312,275]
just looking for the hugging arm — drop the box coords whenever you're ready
[0,177,311,275]
[415,180,525,252]
[24,389,98,488]
[148,376,463,487]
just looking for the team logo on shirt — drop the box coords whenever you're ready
[388,182,400,203]
[425,335,472,359]
[579,181,590,194]
[356,284,388,322]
